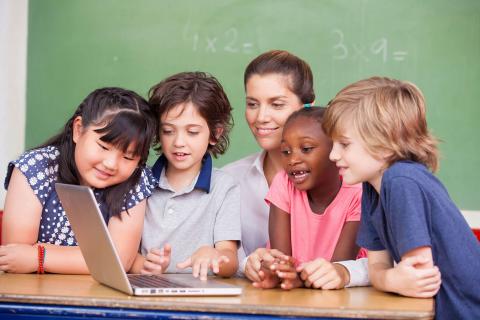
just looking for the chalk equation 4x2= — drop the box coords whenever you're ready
[184,24,255,54]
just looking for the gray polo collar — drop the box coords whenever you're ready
[151,153,212,193]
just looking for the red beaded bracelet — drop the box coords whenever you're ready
[37,245,45,274]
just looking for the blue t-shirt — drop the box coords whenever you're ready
[4,146,156,246]
[357,161,480,319]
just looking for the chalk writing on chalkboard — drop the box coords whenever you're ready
[183,22,255,54]
[332,29,408,63]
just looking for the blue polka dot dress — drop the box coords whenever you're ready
[4,146,156,246]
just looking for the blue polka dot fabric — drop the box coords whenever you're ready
[4,146,156,246]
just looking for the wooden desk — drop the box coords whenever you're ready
[0,273,433,319]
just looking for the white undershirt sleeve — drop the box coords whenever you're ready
[334,257,370,288]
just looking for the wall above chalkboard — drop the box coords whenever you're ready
[26,0,480,209]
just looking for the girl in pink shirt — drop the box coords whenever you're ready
[264,106,363,289]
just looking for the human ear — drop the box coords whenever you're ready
[209,126,224,146]
[379,149,394,161]
[72,116,84,144]
[374,149,394,170]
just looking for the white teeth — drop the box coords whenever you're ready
[257,128,276,133]
[292,171,308,177]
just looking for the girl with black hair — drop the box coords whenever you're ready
[1,87,156,274]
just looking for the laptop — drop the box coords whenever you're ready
[55,183,242,296]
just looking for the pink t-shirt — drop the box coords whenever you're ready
[265,170,362,265]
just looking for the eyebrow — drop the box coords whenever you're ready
[300,136,318,141]
[246,95,288,101]
[161,123,203,128]
[282,135,318,144]
[335,134,351,141]
[292,136,319,143]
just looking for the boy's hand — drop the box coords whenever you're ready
[0,244,37,274]
[141,243,171,275]
[177,246,229,280]
[297,258,349,290]
[387,255,441,298]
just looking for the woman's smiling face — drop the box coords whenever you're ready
[245,73,304,152]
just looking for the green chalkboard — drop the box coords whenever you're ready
[26,0,480,210]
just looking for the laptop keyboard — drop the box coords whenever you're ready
[128,274,188,288]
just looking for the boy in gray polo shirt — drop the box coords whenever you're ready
[130,72,241,280]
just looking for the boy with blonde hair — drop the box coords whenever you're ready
[323,76,480,319]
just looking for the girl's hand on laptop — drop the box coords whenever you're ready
[0,244,37,273]
[177,246,229,281]
[141,243,172,274]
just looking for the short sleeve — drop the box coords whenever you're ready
[213,174,242,244]
[265,171,291,213]
[383,177,431,257]
[121,166,157,211]
[357,183,385,251]
[4,147,59,206]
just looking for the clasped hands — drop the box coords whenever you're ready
[245,248,348,290]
